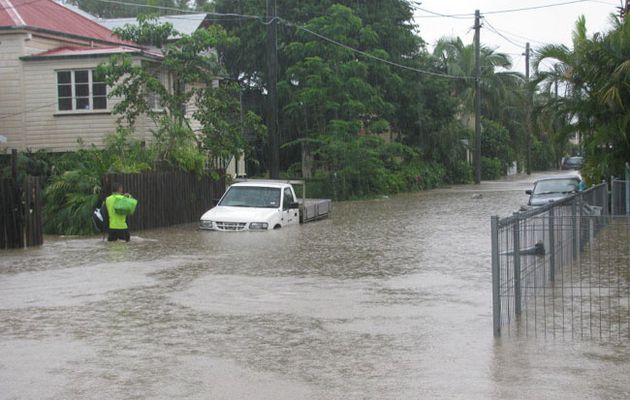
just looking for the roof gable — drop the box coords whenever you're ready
[0,0,128,45]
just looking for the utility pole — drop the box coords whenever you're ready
[525,42,532,175]
[619,0,629,17]
[618,0,629,18]
[266,0,279,179]
[474,10,482,184]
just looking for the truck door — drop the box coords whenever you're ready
[282,187,299,226]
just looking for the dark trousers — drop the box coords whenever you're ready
[107,229,130,242]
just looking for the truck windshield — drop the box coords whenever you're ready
[219,186,282,208]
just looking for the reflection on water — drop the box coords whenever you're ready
[1,173,628,399]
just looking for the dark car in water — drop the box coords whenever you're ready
[562,156,584,170]
[526,175,582,207]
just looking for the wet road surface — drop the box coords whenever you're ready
[1,173,629,399]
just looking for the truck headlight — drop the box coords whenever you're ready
[249,222,268,230]
[199,220,215,230]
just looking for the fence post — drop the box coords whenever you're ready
[602,181,608,218]
[491,216,501,337]
[11,149,18,181]
[24,176,43,247]
[513,212,522,316]
[572,199,579,261]
[548,207,555,282]
[626,162,630,215]
[616,178,617,215]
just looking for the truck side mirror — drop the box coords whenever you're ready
[289,202,300,209]
[525,190,532,195]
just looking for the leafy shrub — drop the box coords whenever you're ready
[43,169,101,235]
[446,160,474,184]
[304,134,448,200]
[481,157,503,180]
[42,131,154,235]
[481,118,516,171]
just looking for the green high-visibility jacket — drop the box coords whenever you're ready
[105,193,128,230]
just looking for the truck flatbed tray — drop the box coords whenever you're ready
[300,199,331,223]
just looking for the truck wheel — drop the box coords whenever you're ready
[273,224,282,229]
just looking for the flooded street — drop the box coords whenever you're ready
[1,173,629,399]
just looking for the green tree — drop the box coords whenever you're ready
[535,15,630,180]
[65,0,191,18]
[215,0,460,184]
[433,37,525,174]
[98,17,263,175]
[279,5,394,176]
[433,37,524,122]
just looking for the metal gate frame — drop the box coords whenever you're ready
[491,183,629,339]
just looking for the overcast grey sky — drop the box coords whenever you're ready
[413,0,622,73]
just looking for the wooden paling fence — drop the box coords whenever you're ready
[1,176,43,249]
[23,176,43,246]
[103,171,225,231]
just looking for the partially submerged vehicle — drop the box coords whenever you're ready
[199,180,331,231]
[561,156,584,170]
[526,175,582,207]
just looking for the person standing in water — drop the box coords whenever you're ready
[105,182,134,242]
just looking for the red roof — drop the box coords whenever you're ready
[0,0,129,45]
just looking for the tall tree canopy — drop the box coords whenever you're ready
[66,0,193,18]
[535,15,630,180]
[214,0,460,176]
[98,17,265,174]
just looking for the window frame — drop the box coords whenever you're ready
[283,188,294,210]
[56,69,108,113]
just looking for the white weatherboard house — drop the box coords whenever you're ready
[0,0,244,176]
[0,0,157,151]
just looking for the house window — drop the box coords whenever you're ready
[57,70,107,112]
[144,64,168,111]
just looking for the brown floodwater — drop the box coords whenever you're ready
[1,173,629,399]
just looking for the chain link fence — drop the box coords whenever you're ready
[491,183,630,339]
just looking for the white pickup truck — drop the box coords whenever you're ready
[199,180,330,231]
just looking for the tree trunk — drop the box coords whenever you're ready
[302,141,313,179]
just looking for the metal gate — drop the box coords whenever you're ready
[0,176,43,249]
[491,183,630,339]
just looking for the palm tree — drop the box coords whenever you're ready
[433,37,526,167]
[434,37,524,118]
[534,15,630,180]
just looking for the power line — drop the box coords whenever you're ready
[413,0,617,18]
[484,20,527,48]
[483,0,617,15]
[483,18,547,46]
[413,6,471,19]
[0,0,46,12]
[87,0,475,80]
[281,19,473,80]
[87,0,265,20]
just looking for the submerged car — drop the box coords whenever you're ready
[561,156,584,170]
[199,181,301,231]
[526,175,582,207]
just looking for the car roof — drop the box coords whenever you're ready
[230,181,290,189]
[534,175,580,183]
